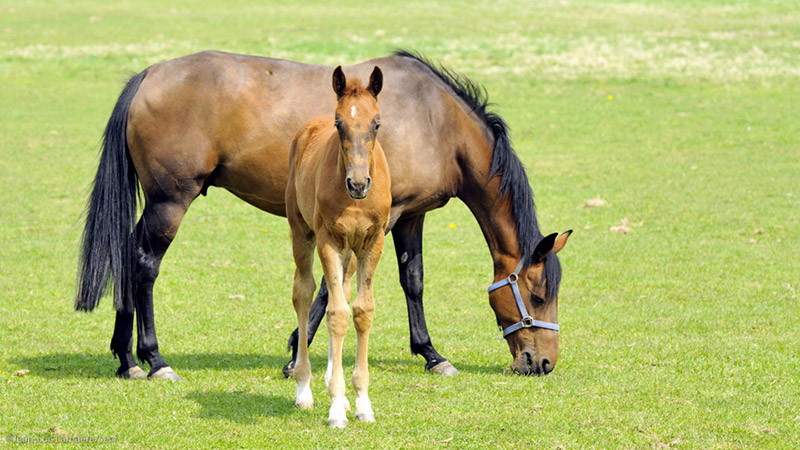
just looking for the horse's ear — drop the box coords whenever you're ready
[367,66,383,98]
[553,230,572,254]
[532,233,558,263]
[332,66,346,99]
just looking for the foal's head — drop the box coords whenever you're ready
[331,65,383,199]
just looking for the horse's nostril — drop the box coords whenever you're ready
[524,352,535,375]
[365,177,372,190]
[346,178,354,192]
[541,358,553,375]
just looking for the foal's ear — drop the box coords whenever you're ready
[553,230,572,254]
[532,233,558,263]
[367,66,383,98]
[332,66,347,99]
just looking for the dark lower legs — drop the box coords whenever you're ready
[392,215,455,374]
[109,200,187,380]
[110,309,141,378]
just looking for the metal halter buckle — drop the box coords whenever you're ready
[487,258,559,338]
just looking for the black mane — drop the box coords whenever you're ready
[393,50,561,300]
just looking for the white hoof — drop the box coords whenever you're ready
[328,419,348,428]
[355,413,375,422]
[328,397,348,428]
[295,382,313,409]
[355,397,374,422]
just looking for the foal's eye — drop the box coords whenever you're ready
[374,122,381,131]
[334,120,341,129]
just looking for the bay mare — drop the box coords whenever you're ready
[76,50,571,380]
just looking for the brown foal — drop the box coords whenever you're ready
[285,66,390,427]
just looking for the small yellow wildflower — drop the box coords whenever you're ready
[449,223,456,229]
[607,95,613,100]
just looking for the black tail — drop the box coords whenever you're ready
[75,70,147,313]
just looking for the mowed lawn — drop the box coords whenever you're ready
[1,1,798,448]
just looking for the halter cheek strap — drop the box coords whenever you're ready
[487,259,559,338]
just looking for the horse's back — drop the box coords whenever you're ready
[127,51,332,215]
[125,50,472,218]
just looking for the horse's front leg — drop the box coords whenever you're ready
[391,215,458,376]
[351,233,383,423]
[317,231,350,428]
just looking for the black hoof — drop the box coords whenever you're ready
[282,360,296,379]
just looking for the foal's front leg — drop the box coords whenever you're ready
[352,233,384,423]
[317,232,351,428]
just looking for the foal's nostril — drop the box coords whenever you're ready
[346,177,354,191]
[365,177,372,190]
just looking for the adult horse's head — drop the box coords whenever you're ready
[489,231,571,375]
[331,65,382,200]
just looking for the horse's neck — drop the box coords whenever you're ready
[457,131,525,275]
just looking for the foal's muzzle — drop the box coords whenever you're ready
[346,176,371,199]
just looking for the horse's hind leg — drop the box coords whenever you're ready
[351,234,383,423]
[132,199,193,380]
[110,310,144,378]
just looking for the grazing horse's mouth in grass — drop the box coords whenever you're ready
[511,349,555,376]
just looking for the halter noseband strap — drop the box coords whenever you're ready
[487,258,559,338]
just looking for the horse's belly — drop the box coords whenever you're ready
[211,144,291,216]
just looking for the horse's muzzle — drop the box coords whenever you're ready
[512,351,554,376]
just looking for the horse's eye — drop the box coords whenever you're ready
[334,120,341,129]
[374,122,381,131]
[531,294,545,304]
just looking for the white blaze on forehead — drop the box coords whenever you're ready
[350,105,357,118]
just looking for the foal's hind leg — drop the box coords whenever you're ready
[290,227,316,409]
[352,233,383,423]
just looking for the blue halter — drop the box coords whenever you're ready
[487,258,559,338]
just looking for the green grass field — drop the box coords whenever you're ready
[1,1,799,448]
